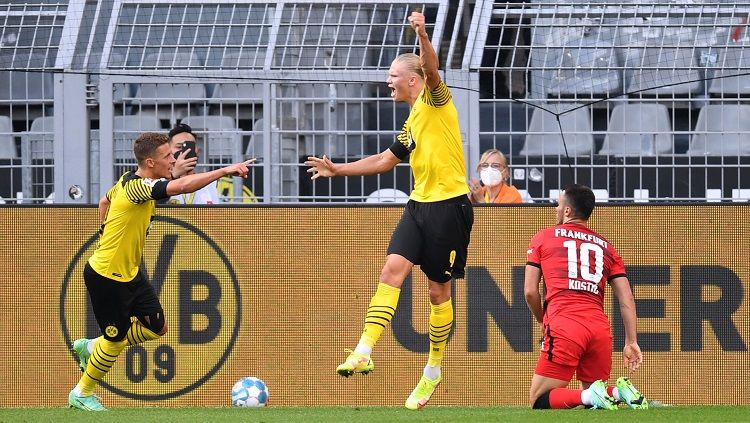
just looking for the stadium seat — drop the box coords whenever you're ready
[599,103,673,156]
[731,189,750,202]
[134,82,206,103]
[210,82,263,103]
[0,116,17,159]
[365,188,409,203]
[113,113,162,161]
[686,105,750,155]
[479,102,528,155]
[180,115,243,162]
[518,189,534,203]
[705,189,722,202]
[624,41,703,97]
[520,105,594,156]
[112,82,135,105]
[210,50,264,103]
[708,46,750,97]
[548,188,608,202]
[26,116,55,160]
[546,37,622,99]
[131,52,207,121]
[632,189,650,203]
[592,189,609,203]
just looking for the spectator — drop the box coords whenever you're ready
[168,123,221,204]
[468,149,522,204]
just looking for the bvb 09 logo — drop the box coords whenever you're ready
[59,216,241,400]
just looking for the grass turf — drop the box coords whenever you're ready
[1,406,748,423]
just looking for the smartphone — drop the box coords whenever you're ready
[179,141,197,160]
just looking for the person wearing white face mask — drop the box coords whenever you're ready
[468,149,523,204]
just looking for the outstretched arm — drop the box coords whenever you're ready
[305,149,401,179]
[611,276,643,372]
[409,11,441,91]
[167,159,255,196]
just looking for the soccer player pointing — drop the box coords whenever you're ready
[524,184,647,410]
[306,11,472,410]
[68,132,253,411]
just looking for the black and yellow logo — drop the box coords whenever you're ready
[60,216,241,400]
[105,325,119,338]
[217,176,257,203]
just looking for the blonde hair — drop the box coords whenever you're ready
[392,53,424,79]
[477,149,508,171]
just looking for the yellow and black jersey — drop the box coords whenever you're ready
[389,80,468,202]
[88,171,170,282]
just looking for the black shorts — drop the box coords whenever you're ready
[387,194,474,282]
[83,263,163,341]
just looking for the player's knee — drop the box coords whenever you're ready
[379,267,405,287]
[140,311,167,335]
[380,256,412,285]
[427,281,451,304]
[531,391,551,409]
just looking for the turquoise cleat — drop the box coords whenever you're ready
[68,391,107,411]
[616,377,649,409]
[71,339,91,372]
[589,380,618,410]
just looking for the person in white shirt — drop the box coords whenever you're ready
[167,123,222,205]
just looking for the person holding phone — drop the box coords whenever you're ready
[167,123,222,204]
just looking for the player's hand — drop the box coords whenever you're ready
[305,155,336,180]
[408,11,427,38]
[225,159,256,178]
[173,150,197,178]
[623,342,643,373]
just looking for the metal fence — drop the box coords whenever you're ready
[1,0,749,203]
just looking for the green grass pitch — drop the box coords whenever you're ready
[1,406,749,423]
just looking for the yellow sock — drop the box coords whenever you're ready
[125,319,161,346]
[359,282,401,348]
[427,299,453,368]
[76,338,127,396]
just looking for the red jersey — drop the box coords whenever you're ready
[527,222,626,322]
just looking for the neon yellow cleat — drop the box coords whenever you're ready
[68,391,107,411]
[589,380,618,410]
[71,339,91,373]
[616,377,649,409]
[405,374,442,410]
[336,349,374,377]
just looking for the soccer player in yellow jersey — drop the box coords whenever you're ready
[305,11,473,410]
[68,132,253,411]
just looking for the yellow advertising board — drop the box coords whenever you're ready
[0,205,748,407]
